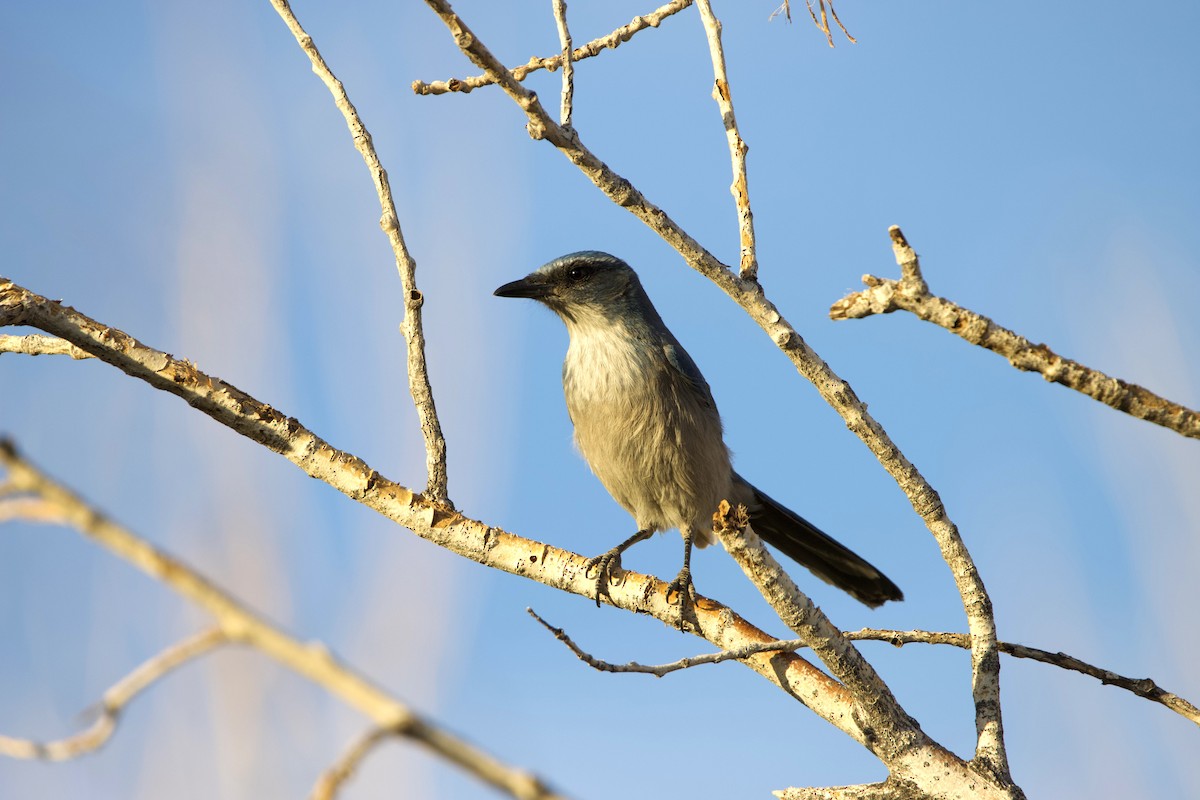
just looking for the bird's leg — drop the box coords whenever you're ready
[665,527,698,629]
[584,528,653,607]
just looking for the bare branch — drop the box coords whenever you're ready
[0,628,228,761]
[846,628,1200,727]
[310,726,398,800]
[0,333,93,359]
[412,0,694,96]
[803,0,856,48]
[266,0,451,503]
[830,226,1200,440]
[530,607,814,676]
[776,783,904,800]
[550,0,574,128]
[417,5,1011,784]
[695,0,758,280]
[0,439,565,800]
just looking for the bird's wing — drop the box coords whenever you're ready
[662,341,716,409]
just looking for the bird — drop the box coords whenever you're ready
[494,251,902,612]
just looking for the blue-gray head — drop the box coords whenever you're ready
[493,251,656,327]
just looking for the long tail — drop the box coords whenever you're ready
[737,477,903,608]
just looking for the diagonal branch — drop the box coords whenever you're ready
[417,4,1013,786]
[266,0,451,503]
[0,628,229,760]
[412,0,694,96]
[695,0,758,280]
[0,440,565,800]
[0,278,886,752]
[830,226,1200,440]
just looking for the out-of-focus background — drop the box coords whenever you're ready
[2,2,1197,798]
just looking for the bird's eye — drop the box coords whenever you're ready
[567,266,589,282]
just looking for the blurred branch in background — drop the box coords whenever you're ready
[0,440,565,800]
[830,226,1200,440]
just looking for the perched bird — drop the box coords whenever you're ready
[494,251,902,609]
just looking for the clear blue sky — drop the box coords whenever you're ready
[2,2,1198,798]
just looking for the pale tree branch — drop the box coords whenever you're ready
[830,226,1200,440]
[417,4,1013,788]
[266,0,451,503]
[802,0,856,48]
[0,439,565,800]
[0,628,229,760]
[695,0,758,280]
[310,725,397,800]
[845,628,1200,727]
[0,333,93,359]
[775,784,903,800]
[550,0,574,128]
[411,0,694,96]
[0,278,904,759]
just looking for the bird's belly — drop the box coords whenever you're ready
[568,388,732,539]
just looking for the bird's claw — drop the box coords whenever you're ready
[665,567,696,631]
[584,549,624,608]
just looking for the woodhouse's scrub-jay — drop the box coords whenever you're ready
[495,251,902,609]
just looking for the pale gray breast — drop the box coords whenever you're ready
[562,327,733,540]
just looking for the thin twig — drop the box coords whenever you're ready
[412,0,694,96]
[551,0,574,129]
[0,628,229,760]
[0,333,93,359]
[530,607,810,675]
[310,725,398,800]
[695,0,758,280]
[0,440,565,800]
[266,0,451,504]
[418,4,1011,785]
[803,0,856,47]
[846,628,1200,727]
[830,226,1200,440]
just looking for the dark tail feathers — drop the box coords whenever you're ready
[743,482,902,608]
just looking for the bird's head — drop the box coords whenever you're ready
[494,251,648,327]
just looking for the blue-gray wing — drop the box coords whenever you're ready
[663,341,716,409]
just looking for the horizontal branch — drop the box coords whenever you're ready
[830,226,1200,440]
[0,628,228,760]
[0,333,93,359]
[846,628,1200,727]
[412,0,693,95]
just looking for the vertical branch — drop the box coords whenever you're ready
[267,0,451,504]
[695,0,758,281]
[551,0,574,128]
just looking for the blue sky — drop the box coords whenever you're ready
[2,2,1198,798]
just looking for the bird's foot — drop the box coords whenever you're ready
[665,566,697,631]
[584,549,624,608]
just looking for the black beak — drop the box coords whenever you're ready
[493,275,548,299]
